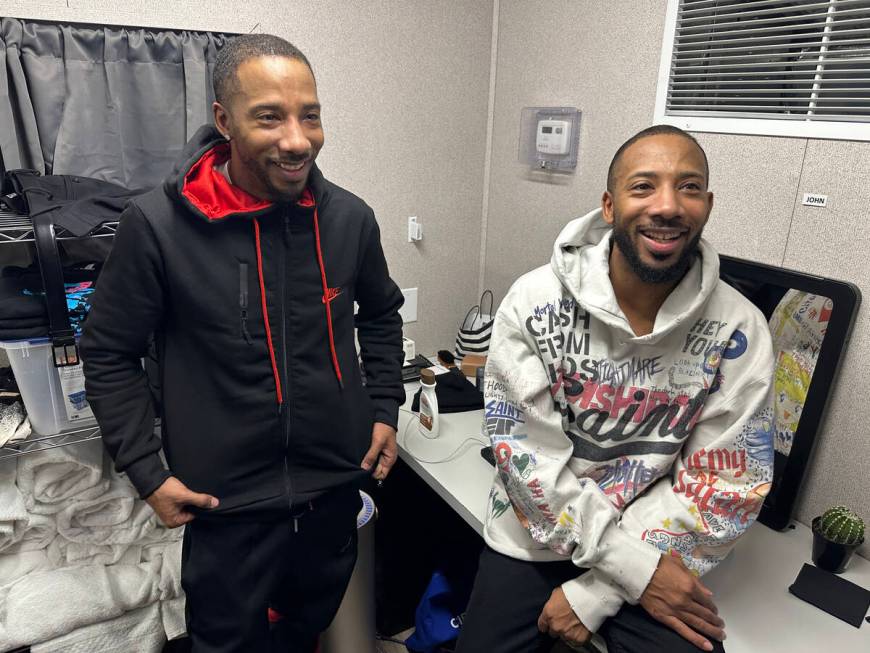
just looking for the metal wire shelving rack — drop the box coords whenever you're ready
[0,207,118,457]
[0,424,102,461]
[0,209,118,244]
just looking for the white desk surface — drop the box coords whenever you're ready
[396,382,870,652]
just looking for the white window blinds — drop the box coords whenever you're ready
[655,0,870,140]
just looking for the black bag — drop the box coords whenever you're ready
[411,368,483,414]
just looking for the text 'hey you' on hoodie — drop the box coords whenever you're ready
[482,208,775,631]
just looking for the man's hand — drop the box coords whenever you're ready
[361,422,397,481]
[640,554,725,651]
[145,476,219,528]
[537,587,591,649]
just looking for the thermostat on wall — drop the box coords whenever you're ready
[536,120,571,155]
[519,107,581,172]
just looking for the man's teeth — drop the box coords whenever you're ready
[644,232,681,242]
[276,161,305,171]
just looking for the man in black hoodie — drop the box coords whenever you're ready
[81,35,405,652]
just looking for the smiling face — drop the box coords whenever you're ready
[602,133,713,285]
[213,55,323,202]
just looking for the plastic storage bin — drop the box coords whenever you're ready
[0,338,96,435]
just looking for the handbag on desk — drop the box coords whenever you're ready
[453,289,494,361]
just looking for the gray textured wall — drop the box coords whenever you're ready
[484,1,869,554]
[0,0,495,353]
[482,0,668,300]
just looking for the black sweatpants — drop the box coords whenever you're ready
[455,546,727,653]
[181,485,361,653]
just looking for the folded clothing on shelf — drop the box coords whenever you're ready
[160,595,187,642]
[0,444,186,651]
[29,601,167,653]
[0,556,165,650]
[0,549,52,589]
[0,537,183,651]
[16,438,109,514]
[0,400,30,447]
[47,537,141,568]
[0,514,57,554]
[0,459,28,544]
[2,171,145,238]
[0,263,100,340]
[56,478,157,546]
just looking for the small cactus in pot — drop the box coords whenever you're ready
[812,506,865,573]
[818,506,865,545]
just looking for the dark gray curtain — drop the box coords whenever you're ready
[0,18,231,188]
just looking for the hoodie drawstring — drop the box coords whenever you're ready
[253,218,283,405]
[250,204,344,401]
[312,206,344,388]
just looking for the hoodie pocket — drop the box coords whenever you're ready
[239,262,253,345]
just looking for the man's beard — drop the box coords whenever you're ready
[611,223,702,285]
[238,150,306,203]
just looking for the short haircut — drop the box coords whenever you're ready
[606,125,709,193]
[213,34,314,106]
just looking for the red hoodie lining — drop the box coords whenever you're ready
[182,143,272,220]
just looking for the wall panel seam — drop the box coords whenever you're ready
[477,0,499,297]
[781,138,809,267]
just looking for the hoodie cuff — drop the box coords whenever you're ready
[372,398,401,431]
[592,520,662,601]
[561,569,627,633]
[124,453,172,500]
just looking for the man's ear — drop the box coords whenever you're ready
[699,190,714,228]
[601,191,615,224]
[213,101,231,140]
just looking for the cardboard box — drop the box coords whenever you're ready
[460,354,487,379]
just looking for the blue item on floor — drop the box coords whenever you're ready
[404,569,472,653]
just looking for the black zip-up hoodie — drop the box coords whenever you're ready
[81,125,405,516]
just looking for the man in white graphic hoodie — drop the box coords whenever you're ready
[456,126,774,653]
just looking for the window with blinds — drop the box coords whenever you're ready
[654,0,870,140]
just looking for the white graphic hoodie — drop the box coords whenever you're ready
[482,209,775,632]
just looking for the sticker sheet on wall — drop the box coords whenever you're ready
[767,290,832,456]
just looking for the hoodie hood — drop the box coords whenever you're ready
[164,124,321,222]
[550,208,720,342]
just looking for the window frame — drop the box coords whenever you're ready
[654,0,870,141]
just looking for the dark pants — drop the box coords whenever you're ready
[455,547,726,653]
[181,486,361,653]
